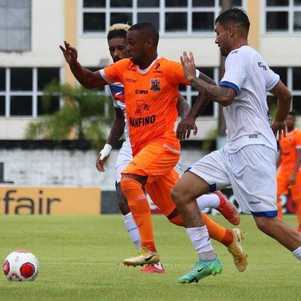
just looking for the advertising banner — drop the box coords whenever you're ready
[0,187,101,215]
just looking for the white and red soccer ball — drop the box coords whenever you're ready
[2,250,39,281]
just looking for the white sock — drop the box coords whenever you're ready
[292,246,301,260]
[186,226,216,261]
[196,193,220,211]
[122,212,141,250]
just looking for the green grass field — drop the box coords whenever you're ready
[0,214,301,301]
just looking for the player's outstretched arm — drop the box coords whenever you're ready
[270,80,292,138]
[96,108,125,172]
[181,51,235,106]
[60,41,107,89]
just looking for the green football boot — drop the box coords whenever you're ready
[178,257,223,284]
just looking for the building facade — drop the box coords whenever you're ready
[0,0,301,140]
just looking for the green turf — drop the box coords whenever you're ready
[0,215,301,301]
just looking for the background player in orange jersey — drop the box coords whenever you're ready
[60,22,247,275]
[277,111,301,229]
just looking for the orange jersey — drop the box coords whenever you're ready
[279,129,301,169]
[101,57,189,154]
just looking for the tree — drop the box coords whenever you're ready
[25,82,112,149]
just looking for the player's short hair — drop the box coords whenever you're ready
[129,22,159,47]
[107,23,130,41]
[215,8,250,35]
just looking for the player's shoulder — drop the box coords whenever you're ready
[110,58,133,69]
[158,57,180,67]
[156,57,182,72]
[227,45,257,61]
[294,128,301,136]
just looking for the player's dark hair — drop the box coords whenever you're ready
[107,24,130,42]
[129,22,159,47]
[215,8,250,35]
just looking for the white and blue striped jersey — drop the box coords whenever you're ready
[105,82,129,141]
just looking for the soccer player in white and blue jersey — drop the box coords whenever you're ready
[173,8,301,283]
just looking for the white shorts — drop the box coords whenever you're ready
[115,140,132,183]
[189,144,278,217]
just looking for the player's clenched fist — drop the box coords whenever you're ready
[59,41,78,65]
[96,144,112,172]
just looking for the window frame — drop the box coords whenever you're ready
[0,0,32,52]
[263,0,301,34]
[0,67,62,118]
[269,66,301,113]
[79,0,246,38]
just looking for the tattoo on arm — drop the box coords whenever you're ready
[190,77,235,106]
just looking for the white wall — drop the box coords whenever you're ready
[261,36,301,66]
[0,148,206,190]
[0,118,33,139]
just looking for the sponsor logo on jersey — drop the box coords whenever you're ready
[129,115,156,127]
[135,101,150,114]
[135,89,148,95]
[257,62,267,71]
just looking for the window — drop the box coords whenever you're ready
[181,67,217,117]
[268,67,301,114]
[0,0,31,51]
[0,67,60,117]
[81,0,245,35]
[265,0,301,32]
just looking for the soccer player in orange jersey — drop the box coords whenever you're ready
[277,112,301,229]
[60,22,247,275]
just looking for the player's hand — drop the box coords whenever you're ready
[59,41,78,65]
[180,51,196,82]
[271,121,287,140]
[96,144,112,172]
[177,116,198,140]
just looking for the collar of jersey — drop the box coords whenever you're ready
[135,56,161,74]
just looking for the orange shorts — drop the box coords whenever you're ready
[122,139,180,177]
[122,139,180,216]
[277,168,301,201]
[146,168,179,216]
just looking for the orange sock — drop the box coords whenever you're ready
[120,177,156,252]
[202,213,233,246]
[168,211,233,246]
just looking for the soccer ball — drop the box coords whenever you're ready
[2,250,39,281]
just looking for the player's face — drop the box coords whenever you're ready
[108,37,128,62]
[286,115,295,130]
[126,30,146,65]
[215,22,232,57]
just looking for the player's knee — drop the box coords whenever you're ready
[120,176,140,194]
[171,185,190,205]
[254,216,274,234]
